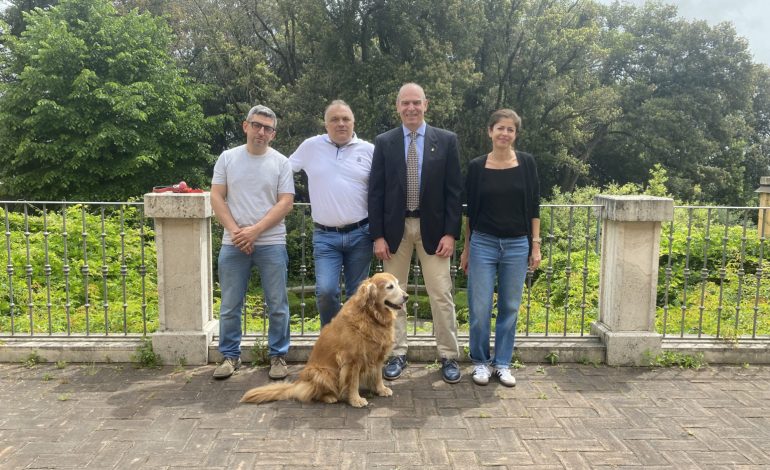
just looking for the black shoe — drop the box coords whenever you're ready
[441,358,462,384]
[383,355,408,380]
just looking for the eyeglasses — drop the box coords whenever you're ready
[247,121,276,133]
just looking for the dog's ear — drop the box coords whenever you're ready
[365,281,379,310]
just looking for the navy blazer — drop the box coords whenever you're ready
[368,124,462,255]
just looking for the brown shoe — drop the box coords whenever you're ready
[213,357,241,380]
[268,356,288,379]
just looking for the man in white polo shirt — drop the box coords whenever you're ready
[289,100,374,327]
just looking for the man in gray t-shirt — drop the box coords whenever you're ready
[210,105,295,380]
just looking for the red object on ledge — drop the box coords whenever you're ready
[152,181,204,193]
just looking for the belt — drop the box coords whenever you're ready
[314,218,368,233]
[405,209,420,218]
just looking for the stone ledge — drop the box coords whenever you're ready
[662,338,770,364]
[0,337,144,363]
[225,336,606,365]
[143,192,211,219]
[3,335,768,365]
[595,195,674,222]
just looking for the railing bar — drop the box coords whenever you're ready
[715,210,729,338]
[696,208,712,338]
[24,204,34,336]
[563,206,574,336]
[0,200,144,206]
[752,208,766,339]
[594,206,602,255]
[100,206,110,335]
[62,204,72,335]
[120,206,128,335]
[579,206,592,336]
[733,211,749,334]
[543,206,554,336]
[139,207,148,337]
[299,207,309,336]
[81,206,91,335]
[679,208,694,338]
[43,205,53,335]
[4,203,17,335]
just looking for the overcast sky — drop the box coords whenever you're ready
[598,0,770,65]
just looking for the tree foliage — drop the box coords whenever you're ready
[0,0,219,201]
[1,0,768,204]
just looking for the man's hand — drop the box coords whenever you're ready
[232,226,261,254]
[435,235,455,258]
[373,237,391,261]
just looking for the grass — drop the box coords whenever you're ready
[23,351,44,368]
[131,338,161,368]
[644,350,707,369]
[250,337,270,366]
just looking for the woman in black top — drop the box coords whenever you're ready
[460,109,541,387]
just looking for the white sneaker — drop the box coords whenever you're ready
[472,364,491,386]
[493,367,516,387]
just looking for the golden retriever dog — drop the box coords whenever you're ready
[240,272,408,407]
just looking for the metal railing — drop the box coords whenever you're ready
[238,203,604,339]
[1,201,155,337]
[658,206,770,340]
[2,201,605,340]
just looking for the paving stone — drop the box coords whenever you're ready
[1,363,770,469]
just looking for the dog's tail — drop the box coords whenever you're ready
[240,380,316,404]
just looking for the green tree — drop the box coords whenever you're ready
[591,1,764,204]
[0,0,58,36]
[0,0,219,201]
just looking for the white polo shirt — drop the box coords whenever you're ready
[289,134,374,227]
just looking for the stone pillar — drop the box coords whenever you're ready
[756,176,770,239]
[591,195,674,366]
[144,192,216,365]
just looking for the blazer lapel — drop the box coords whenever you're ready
[421,125,439,198]
[392,128,407,188]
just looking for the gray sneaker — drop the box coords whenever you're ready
[213,357,241,380]
[268,356,288,379]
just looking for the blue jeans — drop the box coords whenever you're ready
[468,231,529,369]
[217,244,290,358]
[313,224,372,326]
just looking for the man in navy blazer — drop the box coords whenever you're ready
[368,83,463,384]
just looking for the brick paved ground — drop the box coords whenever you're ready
[1,361,769,469]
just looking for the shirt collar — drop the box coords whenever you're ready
[402,122,426,138]
[323,132,358,148]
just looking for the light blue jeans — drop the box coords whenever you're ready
[468,231,529,369]
[313,224,372,326]
[217,244,290,358]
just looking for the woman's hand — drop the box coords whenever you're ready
[529,243,541,271]
[460,248,469,274]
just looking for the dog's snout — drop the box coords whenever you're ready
[402,294,409,302]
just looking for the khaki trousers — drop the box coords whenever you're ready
[384,218,459,359]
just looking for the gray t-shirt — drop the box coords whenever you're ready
[212,144,295,246]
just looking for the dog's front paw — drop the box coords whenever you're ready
[376,386,393,397]
[349,396,369,408]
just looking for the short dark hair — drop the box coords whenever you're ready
[488,108,522,131]
[245,105,278,128]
